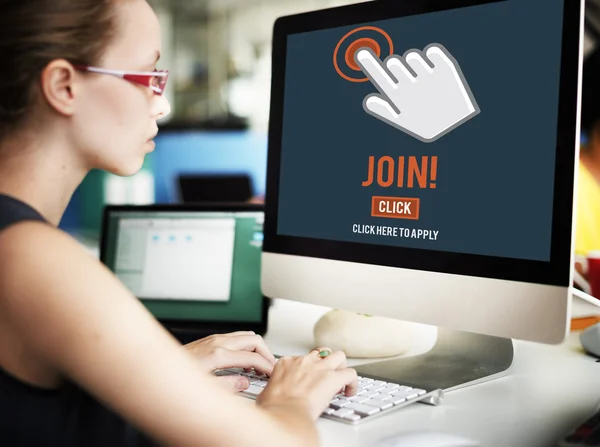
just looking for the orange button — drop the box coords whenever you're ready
[371,196,420,220]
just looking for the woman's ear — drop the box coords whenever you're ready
[39,59,77,117]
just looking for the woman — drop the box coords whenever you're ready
[0,1,357,446]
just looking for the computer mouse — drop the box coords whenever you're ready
[376,430,481,447]
[580,322,600,358]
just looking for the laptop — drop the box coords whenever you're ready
[99,203,269,344]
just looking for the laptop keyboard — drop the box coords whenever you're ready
[215,367,444,424]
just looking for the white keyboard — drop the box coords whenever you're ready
[215,367,444,425]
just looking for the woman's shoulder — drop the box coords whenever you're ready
[0,215,74,260]
[0,193,79,248]
[0,212,98,318]
[0,194,46,231]
[0,200,99,393]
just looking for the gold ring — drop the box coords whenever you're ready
[309,347,331,358]
[317,349,331,358]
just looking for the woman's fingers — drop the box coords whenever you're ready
[309,349,353,396]
[221,331,257,337]
[319,350,347,370]
[212,348,275,376]
[214,334,276,366]
[257,352,359,421]
[333,368,359,397]
[215,374,250,392]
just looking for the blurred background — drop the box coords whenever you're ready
[61,0,600,242]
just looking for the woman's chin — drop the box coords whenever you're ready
[104,158,145,177]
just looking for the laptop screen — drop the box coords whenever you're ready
[101,209,264,324]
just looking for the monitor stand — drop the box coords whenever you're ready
[354,327,514,395]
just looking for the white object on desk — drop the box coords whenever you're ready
[313,308,435,358]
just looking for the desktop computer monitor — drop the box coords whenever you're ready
[261,0,583,389]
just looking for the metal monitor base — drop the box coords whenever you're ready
[354,327,514,392]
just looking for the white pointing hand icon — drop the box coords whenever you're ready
[355,44,480,143]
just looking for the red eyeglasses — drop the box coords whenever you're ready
[73,65,169,96]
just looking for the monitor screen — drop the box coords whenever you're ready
[262,0,580,344]
[101,209,265,324]
[276,0,564,264]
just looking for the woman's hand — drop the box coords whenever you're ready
[256,348,358,421]
[184,331,276,391]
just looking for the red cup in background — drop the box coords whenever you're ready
[587,252,600,298]
[575,251,600,298]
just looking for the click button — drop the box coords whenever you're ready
[371,196,420,220]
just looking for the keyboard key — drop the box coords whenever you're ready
[391,389,419,400]
[220,367,442,425]
[345,402,381,416]
[363,398,393,410]
[389,387,427,405]
[360,390,381,399]
[349,395,371,404]
[380,385,400,394]
[243,384,264,396]
[330,398,351,409]
[332,408,354,418]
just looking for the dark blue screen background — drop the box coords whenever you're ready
[277,0,564,262]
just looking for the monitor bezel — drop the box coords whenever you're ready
[263,0,581,287]
[100,203,269,336]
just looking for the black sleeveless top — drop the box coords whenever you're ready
[0,194,157,447]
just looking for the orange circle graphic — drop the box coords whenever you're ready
[345,38,380,71]
[333,26,394,83]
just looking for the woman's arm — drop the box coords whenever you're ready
[0,222,318,447]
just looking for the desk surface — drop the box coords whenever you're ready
[261,298,600,447]
[80,235,600,446]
